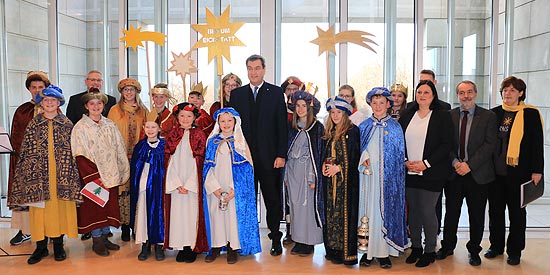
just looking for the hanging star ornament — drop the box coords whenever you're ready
[120,25,167,52]
[191,6,245,75]
[310,25,378,56]
[168,51,198,78]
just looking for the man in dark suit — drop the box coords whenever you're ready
[66,70,116,124]
[229,54,288,256]
[435,80,497,266]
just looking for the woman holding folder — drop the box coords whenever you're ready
[486,76,544,266]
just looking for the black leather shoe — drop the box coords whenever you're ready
[154,244,165,261]
[468,253,482,266]
[298,245,314,256]
[27,248,49,265]
[379,257,392,269]
[138,242,151,261]
[484,249,503,259]
[270,240,282,256]
[176,250,185,262]
[53,244,67,261]
[290,243,302,255]
[507,255,521,265]
[80,233,91,241]
[415,252,436,268]
[435,248,454,260]
[406,247,423,264]
[359,254,372,266]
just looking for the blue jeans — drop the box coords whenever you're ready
[91,226,111,238]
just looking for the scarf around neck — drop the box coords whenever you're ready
[502,101,543,166]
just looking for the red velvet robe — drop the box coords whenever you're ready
[163,127,208,253]
[196,109,214,137]
[8,102,37,198]
[74,156,121,233]
[157,107,178,137]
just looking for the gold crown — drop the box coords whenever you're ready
[390,82,408,96]
[304,82,319,96]
[191,81,208,97]
[146,111,159,123]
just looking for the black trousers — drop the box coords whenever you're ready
[441,173,488,254]
[254,165,283,241]
[487,175,526,257]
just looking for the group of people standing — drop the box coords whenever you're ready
[6,57,543,269]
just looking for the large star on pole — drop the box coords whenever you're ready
[191,6,245,65]
[310,25,378,56]
[120,25,167,52]
[168,51,198,78]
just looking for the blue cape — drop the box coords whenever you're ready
[359,115,408,252]
[202,134,261,255]
[129,138,166,244]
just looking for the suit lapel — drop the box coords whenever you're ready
[468,106,481,143]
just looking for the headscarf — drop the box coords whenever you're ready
[210,107,252,165]
[325,96,353,115]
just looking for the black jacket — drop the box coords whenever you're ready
[230,82,288,172]
[66,91,117,124]
[399,107,453,191]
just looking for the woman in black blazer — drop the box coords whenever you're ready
[485,76,544,266]
[398,80,453,268]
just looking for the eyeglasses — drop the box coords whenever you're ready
[122,87,137,92]
[286,87,299,92]
[338,94,353,99]
[224,84,239,89]
[87,78,103,82]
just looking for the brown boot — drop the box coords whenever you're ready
[205,247,221,263]
[103,234,120,250]
[227,243,238,264]
[92,236,109,256]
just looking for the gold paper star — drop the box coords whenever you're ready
[120,25,167,52]
[168,51,198,78]
[191,6,245,74]
[310,25,378,56]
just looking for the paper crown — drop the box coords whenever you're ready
[146,110,159,124]
[190,81,208,97]
[390,82,408,97]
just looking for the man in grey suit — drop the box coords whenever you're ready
[435,80,497,266]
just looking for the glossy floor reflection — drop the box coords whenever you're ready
[1,226,550,275]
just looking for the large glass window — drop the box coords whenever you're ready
[281,0,335,107]
[58,0,120,110]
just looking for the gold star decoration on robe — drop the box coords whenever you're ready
[191,6,245,75]
[310,25,378,56]
[120,25,167,52]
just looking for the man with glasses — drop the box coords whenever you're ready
[66,70,116,124]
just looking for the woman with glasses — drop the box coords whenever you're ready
[339,84,371,126]
[210,73,242,116]
[108,78,149,242]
